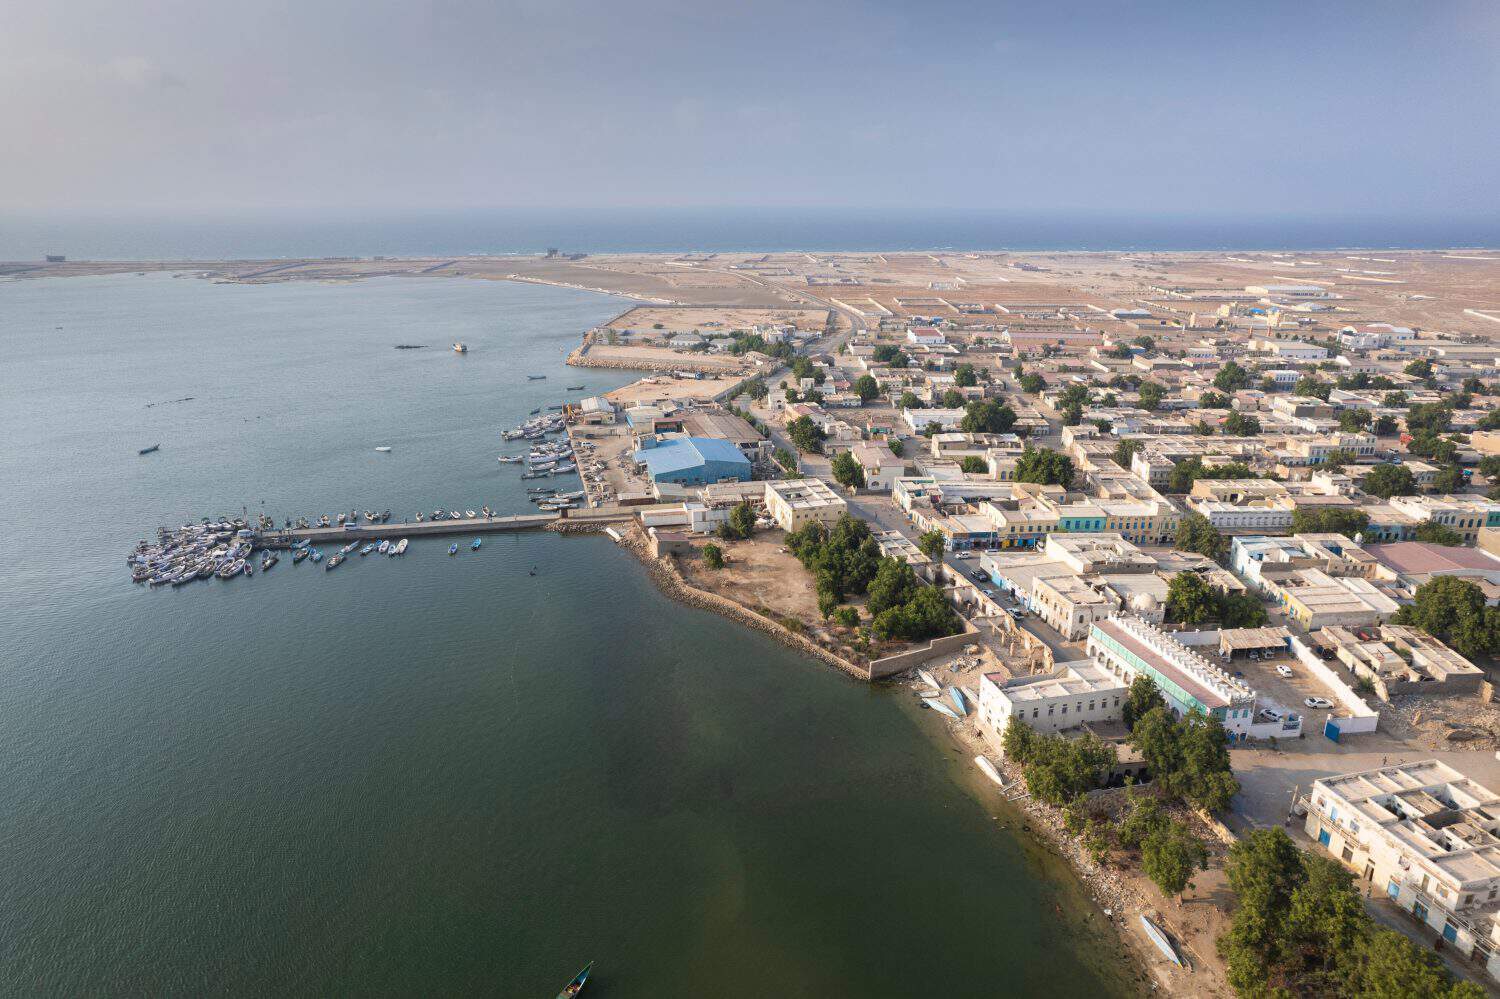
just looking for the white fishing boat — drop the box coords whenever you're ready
[453,342,468,353]
[974,756,1006,788]
[922,697,960,719]
[393,539,409,555]
[497,455,523,463]
[1140,915,1183,967]
[374,446,392,453]
[916,668,941,691]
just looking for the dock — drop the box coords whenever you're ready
[253,513,559,547]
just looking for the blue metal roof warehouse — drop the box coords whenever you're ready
[634,436,752,486]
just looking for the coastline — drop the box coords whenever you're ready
[557,518,1199,995]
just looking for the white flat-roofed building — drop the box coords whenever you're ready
[1087,614,1300,740]
[1188,497,1296,534]
[902,407,967,433]
[977,662,1127,739]
[1032,574,1116,640]
[1305,760,1500,976]
[851,442,908,491]
[763,478,847,532]
[906,326,947,347]
[1247,284,1331,298]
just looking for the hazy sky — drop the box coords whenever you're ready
[3,0,1498,215]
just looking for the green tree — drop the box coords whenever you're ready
[1019,372,1046,394]
[1061,403,1083,426]
[917,530,946,561]
[1021,732,1116,806]
[1176,512,1227,561]
[833,605,860,629]
[1404,358,1433,379]
[1001,716,1035,762]
[1223,411,1262,436]
[1015,445,1075,488]
[1431,464,1466,494]
[742,376,769,402]
[1214,361,1251,392]
[887,438,904,458]
[1117,786,1169,848]
[1354,928,1487,999]
[1295,375,1331,400]
[831,450,865,489]
[786,415,826,454]
[959,455,988,475]
[941,388,966,408]
[1093,418,1114,434]
[717,501,757,541]
[1405,402,1452,437]
[1199,390,1230,409]
[953,363,978,388]
[852,374,880,402]
[702,542,725,569]
[1362,463,1417,499]
[898,390,920,410]
[773,447,797,474]
[866,557,920,615]
[959,399,1018,435]
[1217,590,1269,629]
[1167,571,1218,625]
[1112,438,1143,470]
[1373,414,1399,436]
[1142,820,1208,899]
[1383,390,1409,408]
[1218,827,1306,995]
[1139,381,1166,410]
[1338,408,1373,432]
[1479,408,1500,431]
[1122,675,1166,732]
[1291,507,1369,536]
[1393,576,1500,659]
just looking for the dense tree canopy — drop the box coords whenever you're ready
[1015,445,1075,488]
[953,363,979,388]
[830,450,865,489]
[1393,576,1500,659]
[1176,512,1228,561]
[1223,412,1261,437]
[1138,381,1166,410]
[959,399,1017,435]
[852,373,880,402]
[786,415,826,454]
[1362,463,1417,499]
[1291,507,1369,536]
[1214,361,1251,393]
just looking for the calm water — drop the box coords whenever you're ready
[3,207,1499,259]
[0,273,1135,997]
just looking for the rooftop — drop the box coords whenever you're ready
[1366,542,1500,577]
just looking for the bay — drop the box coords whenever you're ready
[0,273,1135,997]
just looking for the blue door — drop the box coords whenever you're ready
[1444,922,1458,943]
[1388,880,1401,900]
[1318,828,1331,847]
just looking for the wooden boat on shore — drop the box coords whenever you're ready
[949,686,969,716]
[922,697,960,719]
[916,668,941,691]
[974,755,1005,788]
[555,962,592,998]
[1140,915,1183,967]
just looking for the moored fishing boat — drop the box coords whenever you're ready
[555,962,592,998]
[471,538,482,550]
[465,509,476,519]
[393,538,408,555]
[292,548,308,564]
[326,553,344,570]
[374,446,392,453]
[377,540,390,554]
[448,543,458,556]
[360,543,375,556]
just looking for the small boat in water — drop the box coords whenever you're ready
[565,384,585,391]
[310,549,323,563]
[527,374,547,380]
[261,552,278,571]
[360,543,376,556]
[374,446,392,453]
[292,548,308,564]
[393,538,409,556]
[326,554,344,570]
[497,454,523,463]
[922,697,960,719]
[471,538,482,550]
[453,342,468,353]
[555,962,592,998]
[1140,915,1183,967]
[138,444,161,455]
[377,540,390,554]
[465,509,476,519]
[448,543,458,556]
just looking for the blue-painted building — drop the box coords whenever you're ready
[634,436,752,486]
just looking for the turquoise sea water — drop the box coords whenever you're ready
[0,273,1135,997]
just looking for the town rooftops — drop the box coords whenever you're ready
[1092,616,1249,710]
[1366,542,1500,577]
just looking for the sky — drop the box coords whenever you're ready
[2,0,1498,217]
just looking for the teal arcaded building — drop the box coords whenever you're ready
[633,436,751,486]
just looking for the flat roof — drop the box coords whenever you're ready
[1367,542,1500,576]
[1094,618,1230,709]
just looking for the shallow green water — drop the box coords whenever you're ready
[0,273,1135,997]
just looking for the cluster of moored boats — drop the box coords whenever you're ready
[127,518,416,587]
[498,413,587,496]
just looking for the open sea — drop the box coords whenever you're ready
[2,207,1499,259]
[0,272,1136,997]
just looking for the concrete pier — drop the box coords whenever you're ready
[254,513,558,547]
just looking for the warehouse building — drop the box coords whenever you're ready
[633,437,751,487]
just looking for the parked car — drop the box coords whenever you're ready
[972,569,990,582]
[1275,665,1294,679]
[1260,707,1285,722]
[1304,697,1334,709]
[982,588,995,597]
